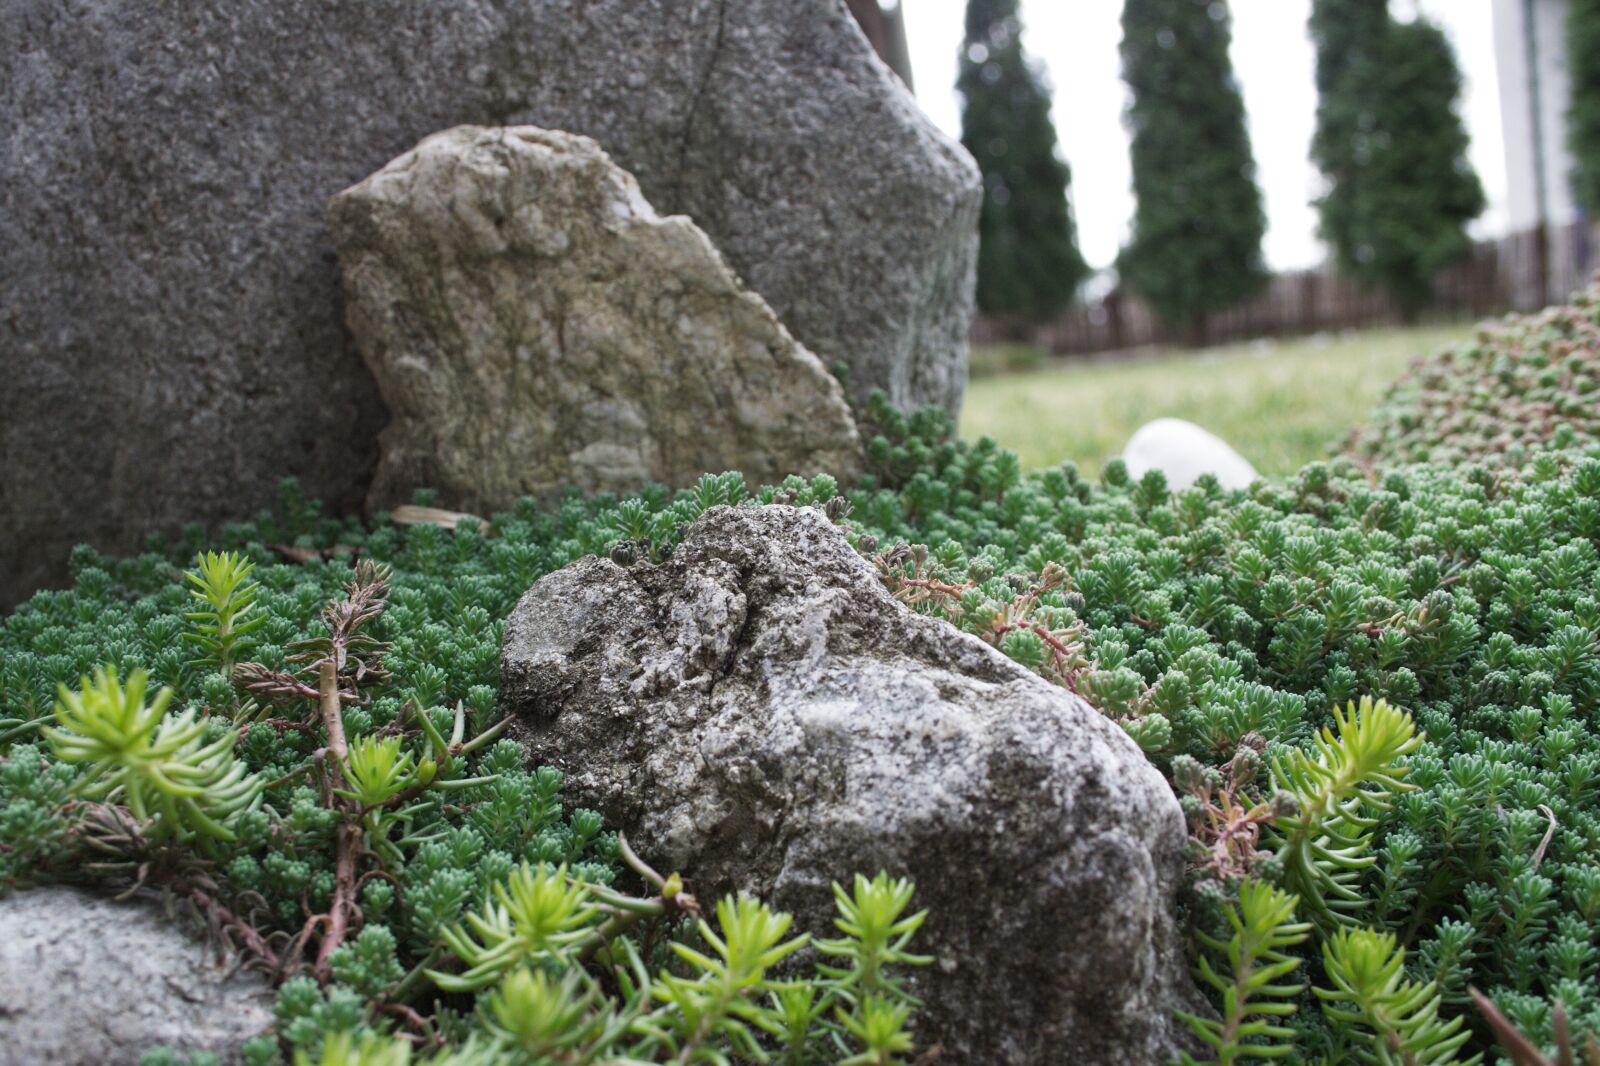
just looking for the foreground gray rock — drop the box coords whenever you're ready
[502,505,1196,1063]
[0,885,274,1063]
[2,0,977,609]
[329,127,861,510]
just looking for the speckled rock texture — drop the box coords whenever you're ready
[0,885,274,1064]
[2,0,977,609]
[501,505,1197,1064]
[328,127,862,511]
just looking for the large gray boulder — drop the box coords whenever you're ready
[501,505,1197,1064]
[1,0,979,609]
[0,885,274,1063]
[328,127,862,511]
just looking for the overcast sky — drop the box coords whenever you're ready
[901,0,1508,272]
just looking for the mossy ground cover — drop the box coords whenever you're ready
[1,480,932,1065]
[1344,290,1600,469]
[6,293,1600,1062]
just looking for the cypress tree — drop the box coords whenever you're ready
[1570,0,1600,212]
[1308,0,1388,95]
[1308,0,1389,262]
[1310,4,1484,314]
[958,0,1089,321]
[1117,0,1267,339]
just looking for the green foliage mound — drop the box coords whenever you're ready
[9,379,1600,1059]
[1343,283,1600,468]
[854,395,1600,1060]
[0,478,929,1065]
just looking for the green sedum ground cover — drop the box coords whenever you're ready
[7,289,1600,1062]
[856,396,1600,1062]
[1344,288,1600,469]
[0,480,930,1066]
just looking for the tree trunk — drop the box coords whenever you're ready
[1106,290,1126,352]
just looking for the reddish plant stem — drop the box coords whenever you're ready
[989,619,1088,692]
[888,574,974,600]
[379,1002,435,1041]
[169,877,282,971]
[313,659,362,982]
[319,661,350,763]
[1191,784,1277,882]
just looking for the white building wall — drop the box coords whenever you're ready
[1494,0,1578,231]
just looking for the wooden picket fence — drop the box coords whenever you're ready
[972,220,1600,355]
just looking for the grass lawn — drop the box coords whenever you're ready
[959,323,1477,478]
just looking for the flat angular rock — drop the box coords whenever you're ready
[501,505,1197,1064]
[328,127,861,510]
[0,885,274,1064]
[2,0,977,608]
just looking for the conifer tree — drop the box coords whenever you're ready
[1308,0,1388,261]
[1310,3,1484,314]
[1117,0,1266,339]
[1569,0,1600,212]
[1308,0,1389,93]
[958,0,1089,321]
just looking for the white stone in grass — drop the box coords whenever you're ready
[1122,417,1258,490]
